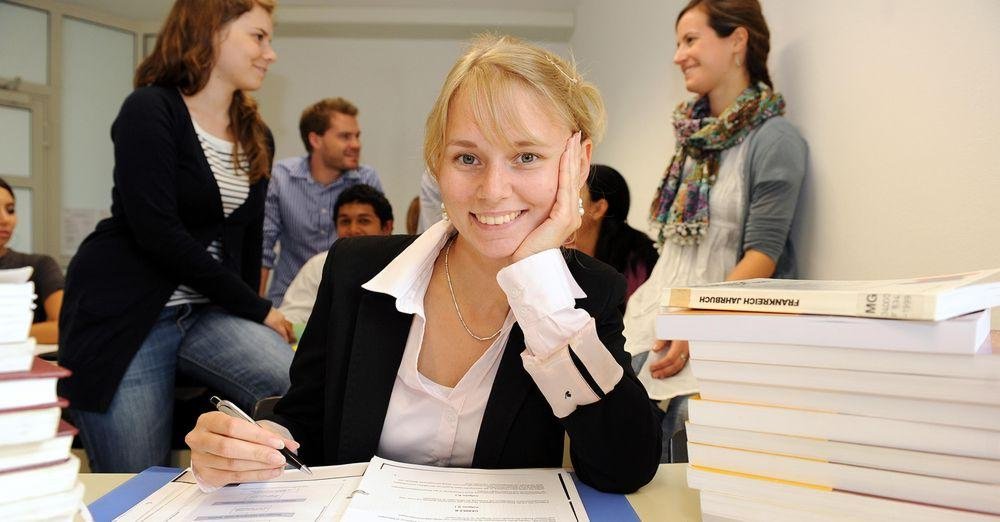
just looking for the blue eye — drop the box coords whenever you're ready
[518,153,538,164]
[459,154,477,165]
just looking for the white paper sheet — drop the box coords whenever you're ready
[115,463,366,522]
[342,457,589,522]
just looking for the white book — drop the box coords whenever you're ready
[0,338,35,373]
[0,358,69,411]
[687,397,1000,460]
[689,359,1000,405]
[662,268,1000,320]
[0,420,76,473]
[0,402,63,446]
[687,442,1000,514]
[686,422,1000,484]
[0,282,35,297]
[656,308,991,353]
[0,267,32,284]
[0,481,84,521]
[0,454,79,505]
[689,466,1000,522]
[0,311,33,344]
[698,380,1000,431]
[689,332,1000,379]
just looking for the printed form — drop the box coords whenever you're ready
[342,457,589,521]
[114,463,366,522]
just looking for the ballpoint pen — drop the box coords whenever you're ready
[210,395,313,475]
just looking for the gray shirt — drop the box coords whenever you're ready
[737,116,809,278]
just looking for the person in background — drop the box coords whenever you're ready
[279,184,394,324]
[186,33,660,494]
[58,0,294,473]
[624,0,808,461]
[571,164,659,303]
[261,97,383,305]
[0,178,63,345]
[406,196,420,235]
[416,168,442,233]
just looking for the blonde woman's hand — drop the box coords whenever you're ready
[511,132,590,263]
[649,339,689,379]
[186,412,301,489]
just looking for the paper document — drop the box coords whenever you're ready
[342,457,589,521]
[637,351,699,401]
[115,463,366,522]
[0,267,32,284]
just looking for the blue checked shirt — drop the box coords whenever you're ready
[263,155,383,305]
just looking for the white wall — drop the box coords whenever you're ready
[571,0,1000,287]
[255,37,570,233]
[570,0,687,229]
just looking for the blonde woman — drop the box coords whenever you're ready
[187,34,661,493]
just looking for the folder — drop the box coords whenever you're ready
[89,467,640,521]
[88,466,183,521]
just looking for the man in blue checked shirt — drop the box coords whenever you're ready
[261,97,384,305]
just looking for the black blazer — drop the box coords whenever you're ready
[59,86,273,412]
[269,235,661,493]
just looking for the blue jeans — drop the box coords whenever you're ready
[70,304,293,472]
[631,350,692,463]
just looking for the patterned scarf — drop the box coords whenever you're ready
[651,83,785,246]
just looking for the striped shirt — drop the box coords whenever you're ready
[166,122,250,306]
[262,155,382,305]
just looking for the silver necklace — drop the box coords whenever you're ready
[444,236,505,342]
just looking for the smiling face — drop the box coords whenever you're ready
[336,202,391,238]
[312,112,362,172]
[673,6,740,96]
[437,84,571,261]
[213,3,276,92]
[0,189,16,251]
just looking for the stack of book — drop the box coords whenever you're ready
[659,268,1000,521]
[0,268,83,520]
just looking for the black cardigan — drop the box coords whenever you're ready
[268,235,662,493]
[59,86,273,412]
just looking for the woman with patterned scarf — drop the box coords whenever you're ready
[623,0,808,463]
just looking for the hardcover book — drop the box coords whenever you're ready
[655,308,991,353]
[662,268,1000,320]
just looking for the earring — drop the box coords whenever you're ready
[577,197,585,216]
[441,202,449,222]
[735,55,743,67]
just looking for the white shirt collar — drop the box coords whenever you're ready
[362,220,455,316]
[362,219,587,316]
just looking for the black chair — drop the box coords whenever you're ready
[252,395,283,420]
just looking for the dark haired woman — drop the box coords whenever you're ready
[58,0,294,472]
[573,164,658,303]
[624,0,808,461]
[0,178,63,345]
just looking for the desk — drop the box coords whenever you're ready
[80,464,701,521]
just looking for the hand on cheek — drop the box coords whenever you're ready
[511,132,588,263]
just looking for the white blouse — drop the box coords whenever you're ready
[363,220,624,467]
[623,136,752,401]
[196,220,626,491]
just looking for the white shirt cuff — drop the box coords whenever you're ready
[521,319,625,418]
[497,249,588,358]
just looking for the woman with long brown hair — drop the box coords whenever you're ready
[58,0,294,472]
[625,0,808,461]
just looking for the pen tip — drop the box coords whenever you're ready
[302,465,313,475]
